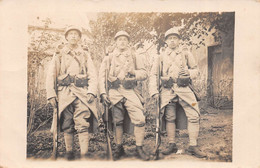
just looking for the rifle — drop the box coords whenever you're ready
[104,57,113,160]
[51,52,59,160]
[153,55,162,160]
[51,104,59,159]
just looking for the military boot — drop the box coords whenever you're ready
[162,143,178,155]
[113,144,125,161]
[186,146,207,158]
[64,133,75,161]
[136,146,150,161]
[65,151,75,161]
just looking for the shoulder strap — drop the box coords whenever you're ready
[83,51,89,62]
[54,52,62,64]
[181,51,188,68]
[130,49,137,69]
[55,45,63,64]
[67,52,80,66]
[81,51,89,74]
[107,53,114,70]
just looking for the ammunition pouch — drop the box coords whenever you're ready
[177,75,190,87]
[75,76,89,87]
[57,74,88,87]
[57,74,72,86]
[122,77,137,89]
[108,78,121,89]
[161,77,174,88]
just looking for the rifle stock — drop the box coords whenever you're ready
[154,98,161,160]
[104,104,113,160]
[51,105,58,159]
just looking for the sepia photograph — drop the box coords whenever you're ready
[1,1,260,168]
[27,12,234,162]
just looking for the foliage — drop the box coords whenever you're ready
[209,77,233,109]
[89,12,235,53]
[27,18,62,133]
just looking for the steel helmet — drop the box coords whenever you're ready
[114,31,130,41]
[64,25,82,40]
[165,28,181,40]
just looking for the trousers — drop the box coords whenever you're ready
[60,98,91,133]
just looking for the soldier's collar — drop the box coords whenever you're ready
[165,47,181,55]
[113,48,131,57]
[64,44,82,55]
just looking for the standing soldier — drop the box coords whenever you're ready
[149,28,206,158]
[46,25,98,160]
[98,31,150,161]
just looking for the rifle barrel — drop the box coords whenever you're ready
[104,60,113,160]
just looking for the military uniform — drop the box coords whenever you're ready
[46,26,98,160]
[98,31,149,160]
[149,28,206,158]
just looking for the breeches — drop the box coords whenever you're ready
[60,98,91,133]
[164,97,199,123]
[112,98,145,127]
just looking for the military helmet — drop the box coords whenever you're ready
[165,28,181,40]
[114,31,130,41]
[64,25,82,40]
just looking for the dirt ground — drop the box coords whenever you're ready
[27,100,232,162]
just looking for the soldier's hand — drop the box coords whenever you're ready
[179,69,190,76]
[101,94,111,106]
[87,93,95,103]
[152,93,160,100]
[48,97,57,108]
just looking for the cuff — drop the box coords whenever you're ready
[87,92,97,98]
[100,93,106,98]
[150,90,159,98]
[108,76,118,82]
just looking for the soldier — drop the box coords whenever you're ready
[46,25,98,160]
[98,31,150,161]
[149,28,206,158]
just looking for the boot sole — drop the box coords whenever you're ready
[186,150,206,158]
[162,149,178,155]
[137,155,150,161]
[113,151,126,161]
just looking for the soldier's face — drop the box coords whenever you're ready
[116,36,129,50]
[166,35,180,49]
[66,30,80,45]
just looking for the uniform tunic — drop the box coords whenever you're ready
[99,48,147,126]
[46,45,98,132]
[149,47,200,122]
